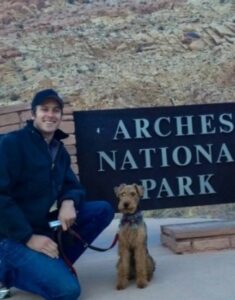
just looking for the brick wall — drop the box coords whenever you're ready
[0,103,78,174]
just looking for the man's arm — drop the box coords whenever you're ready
[58,153,86,230]
[0,134,33,243]
[58,165,86,206]
[58,199,77,231]
[0,134,59,258]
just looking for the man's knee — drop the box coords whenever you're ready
[100,201,115,226]
[51,280,81,300]
[63,283,81,300]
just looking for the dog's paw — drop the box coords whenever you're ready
[116,280,128,290]
[136,279,148,289]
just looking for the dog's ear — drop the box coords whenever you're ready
[114,186,120,197]
[134,184,144,198]
[114,183,126,197]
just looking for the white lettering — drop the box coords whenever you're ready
[159,147,170,167]
[194,144,213,164]
[120,150,138,170]
[113,120,131,140]
[219,113,234,133]
[172,146,192,166]
[140,174,216,200]
[97,151,117,171]
[140,179,157,199]
[154,117,171,137]
[200,114,216,134]
[216,143,234,163]
[134,119,151,138]
[177,176,194,196]
[198,174,216,194]
[139,148,156,168]
[157,178,174,198]
[175,116,194,136]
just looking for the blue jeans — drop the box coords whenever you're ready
[0,200,114,300]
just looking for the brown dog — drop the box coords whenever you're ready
[114,183,155,290]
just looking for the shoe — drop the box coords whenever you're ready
[0,283,11,299]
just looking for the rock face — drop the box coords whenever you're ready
[0,0,234,109]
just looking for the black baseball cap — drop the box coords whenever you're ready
[31,89,64,111]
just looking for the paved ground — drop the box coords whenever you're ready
[8,218,235,300]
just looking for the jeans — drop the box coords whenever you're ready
[0,200,114,300]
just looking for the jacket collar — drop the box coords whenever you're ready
[26,120,69,141]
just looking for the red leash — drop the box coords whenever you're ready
[57,228,119,277]
[68,229,119,252]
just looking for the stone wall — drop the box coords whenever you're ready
[0,104,78,174]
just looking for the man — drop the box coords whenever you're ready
[0,89,114,300]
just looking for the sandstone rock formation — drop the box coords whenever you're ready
[0,0,234,109]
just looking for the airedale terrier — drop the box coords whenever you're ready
[114,183,155,290]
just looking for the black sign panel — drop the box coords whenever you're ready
[74,103,235,210]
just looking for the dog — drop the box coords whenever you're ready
[114,183,155,290]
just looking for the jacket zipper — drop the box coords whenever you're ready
[51,143,61,170]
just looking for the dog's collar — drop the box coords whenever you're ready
[120,211,143,228]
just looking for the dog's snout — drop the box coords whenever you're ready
[124,202,129,208]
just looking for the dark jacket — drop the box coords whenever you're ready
[0,121,85,243]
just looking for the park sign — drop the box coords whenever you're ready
[74,103,235,211]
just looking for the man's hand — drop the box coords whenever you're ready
[26,234,59,258]
[58,200,76,231]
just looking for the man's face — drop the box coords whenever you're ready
[32,99,62,138]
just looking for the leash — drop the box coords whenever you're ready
[57,228,119,277]
[68,228,119,252]
[57,229,77,277]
